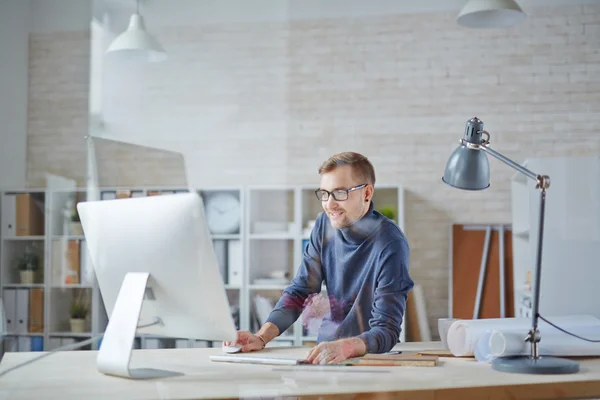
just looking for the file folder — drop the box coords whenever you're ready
[15,289,29,334]
[17,336,31,352]
[1,194,16,237]
[3,289,16,333]
[227,240,242,286]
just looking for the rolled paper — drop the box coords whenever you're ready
[447,315,600,357]
[473,330,494,362]
[489,326,600,359]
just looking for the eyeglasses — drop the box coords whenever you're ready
[315,184,367,202]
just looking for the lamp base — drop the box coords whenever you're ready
[491,356,580,374]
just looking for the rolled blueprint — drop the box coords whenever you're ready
[489,326,600,358]
[447,314,600,357]
[473,330,495,362]
[474,326,600,363]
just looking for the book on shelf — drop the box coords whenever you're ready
[2,193,45,237]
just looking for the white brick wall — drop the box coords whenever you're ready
[27,31,90,185]
[27,4,600,337]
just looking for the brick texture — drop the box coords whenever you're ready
[27,30,90,186]
[27,4,600,337]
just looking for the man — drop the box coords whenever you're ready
[225,152,414,364]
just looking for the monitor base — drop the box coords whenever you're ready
[117,368,183,380]
[96,272,183,380]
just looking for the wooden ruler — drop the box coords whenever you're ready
[344,354,439,367]
[417,349,473,358]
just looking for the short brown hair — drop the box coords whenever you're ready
[318,152,376,185]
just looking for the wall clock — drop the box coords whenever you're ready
[205,193,241,234]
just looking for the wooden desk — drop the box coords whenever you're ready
[2,341,600,399]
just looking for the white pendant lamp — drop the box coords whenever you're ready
[457,0,526,28]
[105,0,166,62]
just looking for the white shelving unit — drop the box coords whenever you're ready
[511,156,600,320]
[0,187,106,354]
[1,183,406,353]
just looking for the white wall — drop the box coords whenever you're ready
[75,3,598,332]
[29,0,600,34]
[7,0,600,335]
[0,0,91,190]
[0,0,31,189]
[5,0,599,191]
[97,0,600,32]
[30,0,92,34]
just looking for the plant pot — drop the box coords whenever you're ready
[70,318,86,333]
[20,270,35,284]
[70,222,83,236]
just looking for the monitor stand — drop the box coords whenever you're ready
[96,272,183,380]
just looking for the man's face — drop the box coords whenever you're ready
[319,165,371,229]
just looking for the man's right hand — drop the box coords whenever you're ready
[224,331,265,353]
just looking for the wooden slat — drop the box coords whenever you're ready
[452,225,514,319]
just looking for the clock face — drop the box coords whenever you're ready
[205,193,241,234]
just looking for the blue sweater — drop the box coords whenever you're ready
[265,202,414,354]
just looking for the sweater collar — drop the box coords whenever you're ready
[337,201,381,244]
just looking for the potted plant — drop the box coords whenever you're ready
[70,291,88,333]
[15,246,39,284]
[378,205,397,223]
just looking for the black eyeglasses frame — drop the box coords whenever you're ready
[314,183,368,202]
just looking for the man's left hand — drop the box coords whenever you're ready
[305,338,366,364]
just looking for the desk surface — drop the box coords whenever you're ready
[2,341,600,399]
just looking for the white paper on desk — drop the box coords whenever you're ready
[448,314,600,357]
[210,354,306,366]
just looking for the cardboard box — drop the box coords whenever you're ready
[15,194,44,236]
[64,240,81,285]
[28,289,44,333]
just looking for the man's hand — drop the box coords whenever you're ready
[306,337,367,364]
[223,331,265,353]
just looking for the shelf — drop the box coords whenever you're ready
[248,188,296,236]
[49,332,92,338]
[51,235,85,241]
[211,234,240,240]
[249,284,289,291]
[3,236,45,241]
[2,283,45,288]
[249,233,295,240]
[223,284,241,290]
[136,333,169,339]
[248,239,295,284]
[273,335,295,342]
[4,333,44,337]
[49,284,94,289]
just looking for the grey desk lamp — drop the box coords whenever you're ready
[442,117,580,374]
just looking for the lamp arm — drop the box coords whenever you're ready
[480,145,536,182]
[481,142,549,360]
[462,135,550,189]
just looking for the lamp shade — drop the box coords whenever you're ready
[442,117,491,190]
[442,145,490,190]
[457,0,526,28]
[106,13,166,62]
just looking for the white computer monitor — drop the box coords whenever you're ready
[77,192,237,379]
